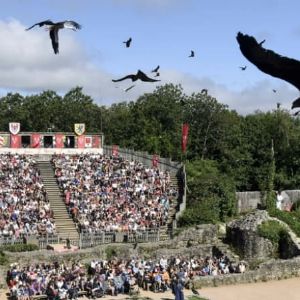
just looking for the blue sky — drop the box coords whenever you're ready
[0,0,300,114]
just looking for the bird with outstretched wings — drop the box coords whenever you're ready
[25,20,55,30]
[112,70,160,83]
[236,32,300,110]
[123,37,132,48]
[26,20,81,54]
[151,65,160,73]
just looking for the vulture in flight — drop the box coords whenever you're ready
[236,32,300,110]
[112,70,160,83]
[123,37,132,48]
[26,20,82,54]
[151,65,160,73]
[189,50,195,57]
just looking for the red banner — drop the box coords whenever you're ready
[152,154,159,168]
[85,136,92,148]
[77,135,85,148]
[10,134,21,148]
[31,133,41,148]
[92,136,101,148]
[55,134,64,148]
[181,123,189,153]
[112,145,119,156]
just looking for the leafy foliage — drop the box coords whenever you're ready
[178,160,236,226]
[0,244,39,252]
[0,250,8,265]
[269,210,300,237]
[257,220,287,245]
[2,84,300,226]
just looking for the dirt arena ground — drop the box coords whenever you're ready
[2,277,300,300]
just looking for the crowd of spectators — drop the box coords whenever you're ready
[7,254,246,300]
[52,154,177,234]
[0,154,56,239]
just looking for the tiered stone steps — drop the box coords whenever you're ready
[214,240,241,264]
[37,161,79,242]
[160,172,182,240]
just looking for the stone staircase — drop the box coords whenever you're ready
[214,240,241,265]
[37,161,79,242]
[160,172,182,240]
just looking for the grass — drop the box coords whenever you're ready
[187,296,210,300]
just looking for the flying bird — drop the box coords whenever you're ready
[26,20,81,54]
[123,37,132,48]
[273,89,277,93]
[151,65,160,73]
[112,70,160,83]
[236,31,300,110]
[189,50,195,57]
[124,85,135,92]
[239,65,247,71]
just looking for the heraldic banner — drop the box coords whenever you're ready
[9,122,20,135]
[92,136,101,148]
[112,145,119,156]
[0,135,9,148]
[55,134,64,148]
[181,123,189,153]
[74,123,85,136]
[31,133,41,148]
[11,134,21,148]
[77,135,85,148]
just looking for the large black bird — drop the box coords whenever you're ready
[236,32,300,110]
[112,70,160,83]
[26,20,82,54]
[189,50,195,57]
[123,37,132,48]
[151,65,160,73]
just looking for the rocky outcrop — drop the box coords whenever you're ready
[226,210,276,260]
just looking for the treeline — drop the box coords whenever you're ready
[2,84,300,223]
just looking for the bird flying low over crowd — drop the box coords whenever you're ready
[236,31,300,112]
[123,37,132,48]
[112,70,160,83]
[26,20,82,54]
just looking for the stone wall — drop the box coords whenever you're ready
[193,257,300,288]
[236,190,300,213]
